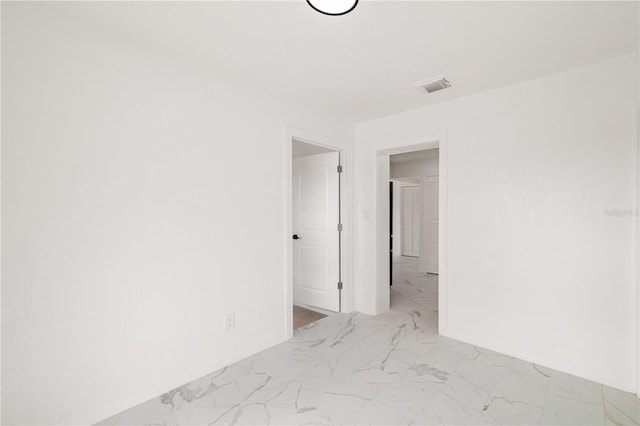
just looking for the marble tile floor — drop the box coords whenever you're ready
[98,256,639,425]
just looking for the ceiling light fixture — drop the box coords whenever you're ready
[306,0,358,16]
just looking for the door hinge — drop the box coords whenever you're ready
[337,165,343,173]
[337,282,343,290]
[337,223,343,232]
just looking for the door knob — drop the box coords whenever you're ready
[292,234,301,240]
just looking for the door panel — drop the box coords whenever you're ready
[299,246,329,291]
[299,164,330,231]
[293,151,340,312]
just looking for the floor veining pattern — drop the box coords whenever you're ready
[98,257,639,425]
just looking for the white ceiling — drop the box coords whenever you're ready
[52,1,638,123]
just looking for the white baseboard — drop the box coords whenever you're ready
[441,328,636,394]
[58,337,290,425]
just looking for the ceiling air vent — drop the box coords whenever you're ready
[414,76,452,94]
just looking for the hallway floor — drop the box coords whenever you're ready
[99,257,639,425]
[293,305,327,330]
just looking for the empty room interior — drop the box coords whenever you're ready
[2,1,640,425]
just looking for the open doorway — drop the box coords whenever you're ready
[373,132,446,331]
[290,139,341,330]
[388,149,440,325]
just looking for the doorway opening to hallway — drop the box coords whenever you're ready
[388,149,440,316]
[374,133,446,332]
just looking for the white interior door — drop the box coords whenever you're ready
[425,176,439,273]
[401,186,420,257]
[292,151,340,312]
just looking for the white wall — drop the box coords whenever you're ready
[1,4,353,425]
[355,54,639,392]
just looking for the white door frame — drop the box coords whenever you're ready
[372,130,448,332]
[636,104,640,397]
[423,175,440,274]
[635,32,640,397]
[284,126,353,339]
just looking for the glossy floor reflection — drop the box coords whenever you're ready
[99,257,639,425]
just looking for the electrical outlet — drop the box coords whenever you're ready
[225,313,235,331]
